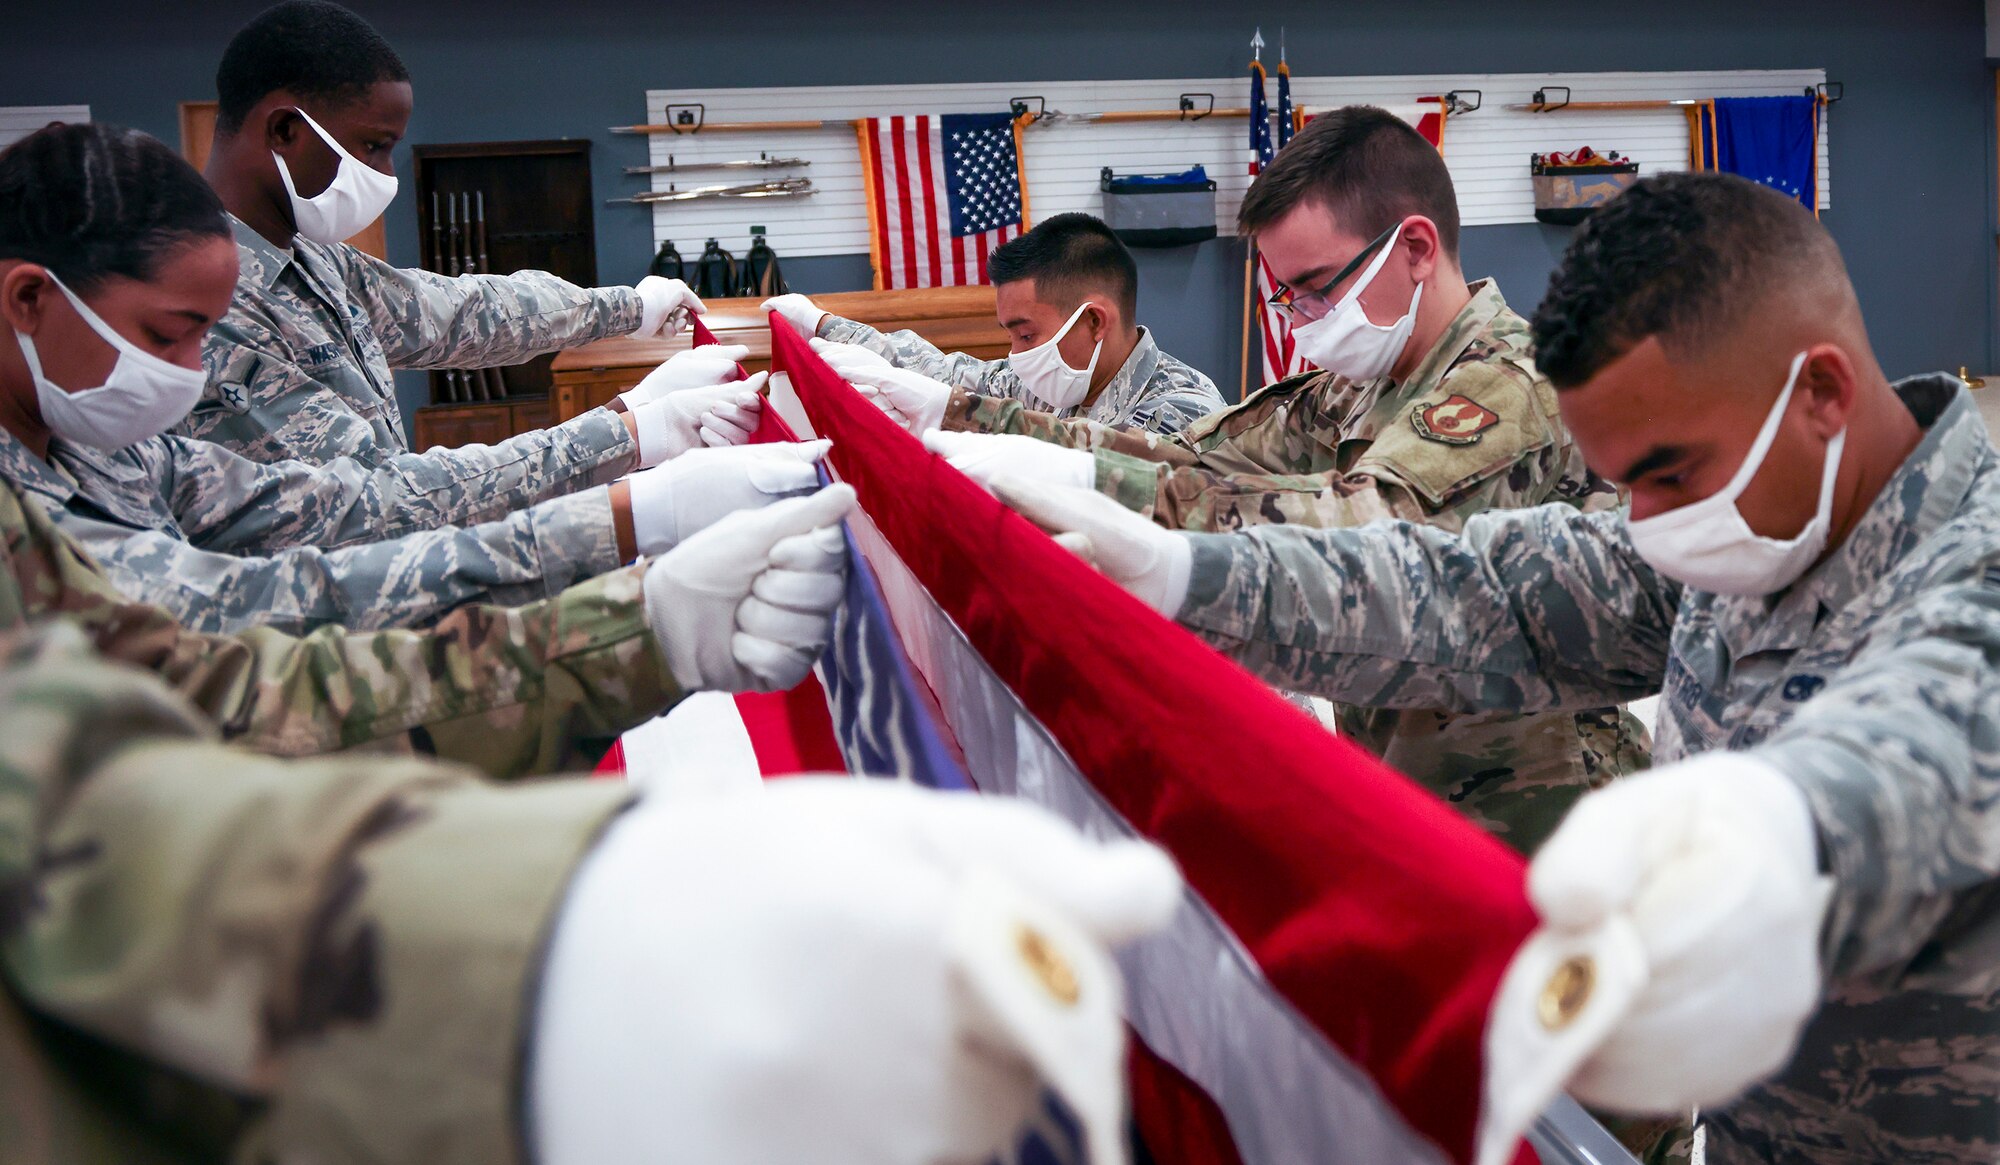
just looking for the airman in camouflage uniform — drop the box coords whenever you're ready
[946,280,1645,854]
[815,311,1225,436]
[0,414,629,636]
[1173,373,2000,1163]
[0,472,678,778]
[0,620,635,1165]
[190,214,655,467]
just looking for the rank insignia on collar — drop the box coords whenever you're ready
[1412,394,1501,445]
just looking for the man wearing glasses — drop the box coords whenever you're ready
[875,105,1647,860]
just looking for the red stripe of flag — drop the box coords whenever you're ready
[890,117,920,289]
[915,116,946,288]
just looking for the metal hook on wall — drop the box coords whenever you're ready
[1810,81,1844,104]
[1444,89,1483,116]
[1531,86,1572,113]
[1178,92,1216,122]
[665,103,707,134]
[1009,95,1048,124]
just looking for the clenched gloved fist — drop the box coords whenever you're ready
[1474,751,1833,1165]
[762,292,827,339]
[633,275,706,339]
[626,439,831,555]
[619,344,750,409]
[642,483,854,693]
[532,777,1183,1165]
[993,477,1192,617]
[813,338,952,434]
[631,373,768,465]
[924,429,1094,492]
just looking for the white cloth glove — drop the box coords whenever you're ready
[813,337,952,434]
[531,777,1183,1165]
[1474,752,1834,1165]
[643,483,854,692]
[633,275,706,339]
[626,439,831,556]
[762,292,827,338]
[631,374,767,466]
[617,344,750,410]
[924,429,1096,493]
[990,477,1191,617]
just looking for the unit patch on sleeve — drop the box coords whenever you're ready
[1411,395,1501,445]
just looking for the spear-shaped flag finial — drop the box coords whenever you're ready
[1251,26,1264,63]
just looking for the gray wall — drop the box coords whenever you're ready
[6,0,1990,420]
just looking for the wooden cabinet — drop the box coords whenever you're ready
[413,399,561,451]
[411,140,597,408]
[549,286,1010,422]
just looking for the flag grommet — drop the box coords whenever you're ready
[1017,924,1081,1006]
[1538,954,1595,1031]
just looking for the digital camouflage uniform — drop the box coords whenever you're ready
[191,215,645,467]
[945,281,1646,855]
[1176,374,2000,1164]
[0,621,631,1165]
[0,415,630,637]
[0,473,681,779]
[816,314,1225,436]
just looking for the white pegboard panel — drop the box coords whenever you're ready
[0,105,90,149]
[638,69,1828,258]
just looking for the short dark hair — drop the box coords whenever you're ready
[989,213,1139,318]
[1237,105,1460,257]
[1531,171,1845,389]
[215,1,409,134]
[0,122,230,294]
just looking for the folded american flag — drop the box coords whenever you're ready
[603,318,1630,1165]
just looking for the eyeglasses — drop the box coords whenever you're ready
[1266,221,1402,321]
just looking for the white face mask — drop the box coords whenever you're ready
[15,270,207,451]
[1625,352,1848,597]
[1007,302,1103,410]
[1288,226,1424,383]
[274,107,399,246]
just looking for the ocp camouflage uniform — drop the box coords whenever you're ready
[0,621,632,1165]
[0,410,630,636]
[0,473,681,779]
[1175,374,2000,1164]
[816,314,1225,435]
[945,280,1646,855]
[191,214,645,467]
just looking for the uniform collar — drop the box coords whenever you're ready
[229,212,299,292]
[1079,327,1161,419]
[0,422,80,507]
[1722,375,1985,656]
[1347,279,1511,439]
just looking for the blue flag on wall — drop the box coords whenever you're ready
[1701,95,1820,210]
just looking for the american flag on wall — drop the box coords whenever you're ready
[1250,97,1448,388]
[857,111,1030,290]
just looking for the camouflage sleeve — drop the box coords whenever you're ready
[340,247,644,370]
[816,315,1013,393]
[1755,565,2000,992]
[0,483,680,779]
[75,484,620,636]
[1104,356,1572,532]
[161,431,625,553]
[944,388,1201,455]
[1177,504,1678,711]
[0,623,629,1165]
